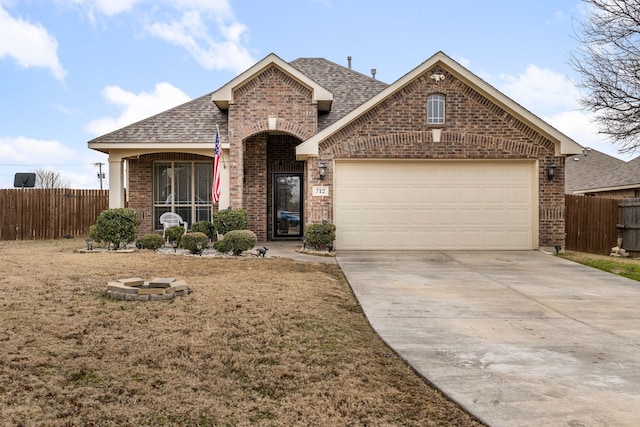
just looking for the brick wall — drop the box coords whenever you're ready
[308,66,565,247]
[228,65,316,240]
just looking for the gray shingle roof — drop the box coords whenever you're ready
[88,93,227,145]
[289,58,388,130]
[88,57,387,145]
[565,149,629,193]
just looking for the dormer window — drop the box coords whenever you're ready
[427,93,445,125]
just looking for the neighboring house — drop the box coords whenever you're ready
[88,51,582,250]
[568,149,640,198]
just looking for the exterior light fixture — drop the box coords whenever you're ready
[547,162,557,180]
[196,242,203,256]
[319,162,327,180]
[170,240,179,253]
[85,238,93,251]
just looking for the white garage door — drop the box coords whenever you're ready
[334,160,536,250]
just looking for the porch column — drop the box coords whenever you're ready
[108,154,125,208]
[217,149,231,210]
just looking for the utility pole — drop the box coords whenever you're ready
[94,162,105,189]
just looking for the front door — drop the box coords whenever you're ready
[274,173,303,238]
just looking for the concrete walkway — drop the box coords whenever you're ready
[335,251,640,427]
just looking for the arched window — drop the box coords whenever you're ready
[427,93,445,125]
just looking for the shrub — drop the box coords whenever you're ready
[94,208,140,250]
[305,223,336,250]
[212,209,249,235]
[214,229,257,256]
[88,224,106,248]
[164,225,185,244]
[191,221,215,240]
[181,232,209,254]
[137,234,165,251]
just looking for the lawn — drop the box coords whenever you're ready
[560,250,640,281]
[0,240,484,426]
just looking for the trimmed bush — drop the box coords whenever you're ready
[164,225,185,244]
[214,229,257,256]
[191,221,215,240]
[137,234,165,251]
[181,232,209,254]
[88,224,106,248]
[212,209,249,235]
[305,223,336,250]
[94,208,140,250]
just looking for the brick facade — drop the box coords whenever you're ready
[228,65,316,240]
[120,57,569,249]
[304,66,566,247]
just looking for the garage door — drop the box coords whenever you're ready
[334,160,536,250]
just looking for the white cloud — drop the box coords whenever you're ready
[497,65,581,115]
[0,135,108,188]
[544,110,635,161]
[147,10,254,74]
[0,5,66,80]
[86,82,191,136]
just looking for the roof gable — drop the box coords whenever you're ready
[211,53,333,111]
[297,51,583,159]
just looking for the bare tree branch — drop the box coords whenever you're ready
[34,169,70,189]
[570,0,640,153]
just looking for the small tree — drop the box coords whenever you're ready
[34,169,70,189]
[93,208,140,250]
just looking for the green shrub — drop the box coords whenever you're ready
[305,223,336,250]
[214,229,257,256]
[212,209,249,235]
[191,221,215,240]
[137,234,165,251]
[94,208,140,250]
[181,232,209,254]
[88,224,106,248]
[212,238,231,254]
[164,225,185,244]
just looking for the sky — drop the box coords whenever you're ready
[0,0,632,189]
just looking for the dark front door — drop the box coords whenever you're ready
[274,173,302,238]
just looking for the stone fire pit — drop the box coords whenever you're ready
[107,277,190,301]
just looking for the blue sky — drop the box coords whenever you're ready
[0,0,629,189]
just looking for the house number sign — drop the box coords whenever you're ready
[312,186,330,197]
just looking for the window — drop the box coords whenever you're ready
[427,93,445,125]
[153,161,212,229]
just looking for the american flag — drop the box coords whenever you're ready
[212,126,221,203]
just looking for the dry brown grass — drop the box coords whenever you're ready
[0,240,484,426]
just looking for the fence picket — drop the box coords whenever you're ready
[0,189,109,240]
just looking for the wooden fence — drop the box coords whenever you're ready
[618,198,640,253]
[565,195,618,255]
[0,189,109,240]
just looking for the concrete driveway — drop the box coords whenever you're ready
[335,251,640,427]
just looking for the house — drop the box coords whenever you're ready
[567,149,640,198]
[88,51,582,250]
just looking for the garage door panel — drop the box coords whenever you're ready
[335,161,535,250]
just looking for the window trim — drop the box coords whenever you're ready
[427,93,445,126]
[153,160,212,230]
